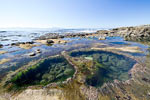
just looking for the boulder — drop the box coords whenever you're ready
[0,44,3,48]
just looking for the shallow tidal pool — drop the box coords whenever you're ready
[7,56,75,90]
[70,50,136,87]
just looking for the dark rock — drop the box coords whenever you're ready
[1,39,9,41]
[26,41,34,44]
[38,32,92,40]
[39,33,63,40]
[36,49,41,53]
[96,25,150,42]
[98,36,106,40]
[142,77,150,82]
[96,30,109,34]
[0,31,7,33]
[11,41,34,46]
[0,44,3,48]
[28,52,36,56]
[47,40,54,44]
[115,96,121,100]
[11,42,24,46]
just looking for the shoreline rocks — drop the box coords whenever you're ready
[10,41,40,49]
[37,25,150,43]
[36,39,68,45]
[11,41,34,46]
[38,32,92,40]
[96,25,150,41]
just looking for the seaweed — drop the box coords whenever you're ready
[7,56,75,90]
[70,50,136,87]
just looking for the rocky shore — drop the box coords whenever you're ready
[38,33,91,40]
[36,25,150,43]
[0,25,150,100]
[1,25,149,50]
[96,25,150,41]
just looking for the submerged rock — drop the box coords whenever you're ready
[96,25,150,41]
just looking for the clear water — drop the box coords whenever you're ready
[7,56,75,90]
[70,50,136,87]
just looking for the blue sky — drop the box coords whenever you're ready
[0,0,150,28]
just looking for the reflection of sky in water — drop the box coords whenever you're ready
[0,36,149,69]
[0,31,46,45]
[0,29,98,45]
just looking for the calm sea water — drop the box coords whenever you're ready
[0,28,99,45]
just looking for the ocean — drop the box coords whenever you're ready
[0,28,99,45]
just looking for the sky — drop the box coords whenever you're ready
[0,0,150,28]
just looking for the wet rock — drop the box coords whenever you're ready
[28,52,36,56]
[11,41,35,46]
[0,44,3,48]
[115,96,121,100]
[96,25,150,41]
[1,39,9,41]
[39,33,62,40]
[26,41,34,44]
[98,36,106,40]
[96,30,109,35]
[38,32,92,40]
[0,31,7,33]
[47,40,54,44]
[142,77,150,82]
[11,42,25,46]
[36,49,41,53]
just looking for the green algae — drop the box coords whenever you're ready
[70,50,136,87]
[7,56,75,91]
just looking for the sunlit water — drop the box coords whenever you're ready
[0,28,98,45]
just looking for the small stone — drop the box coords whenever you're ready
[36,49,41,53]
[99,36,106,40]
[0,44,3,48]
[46,40,54,44]
[26,41,34,44]
[29,52,36,56]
